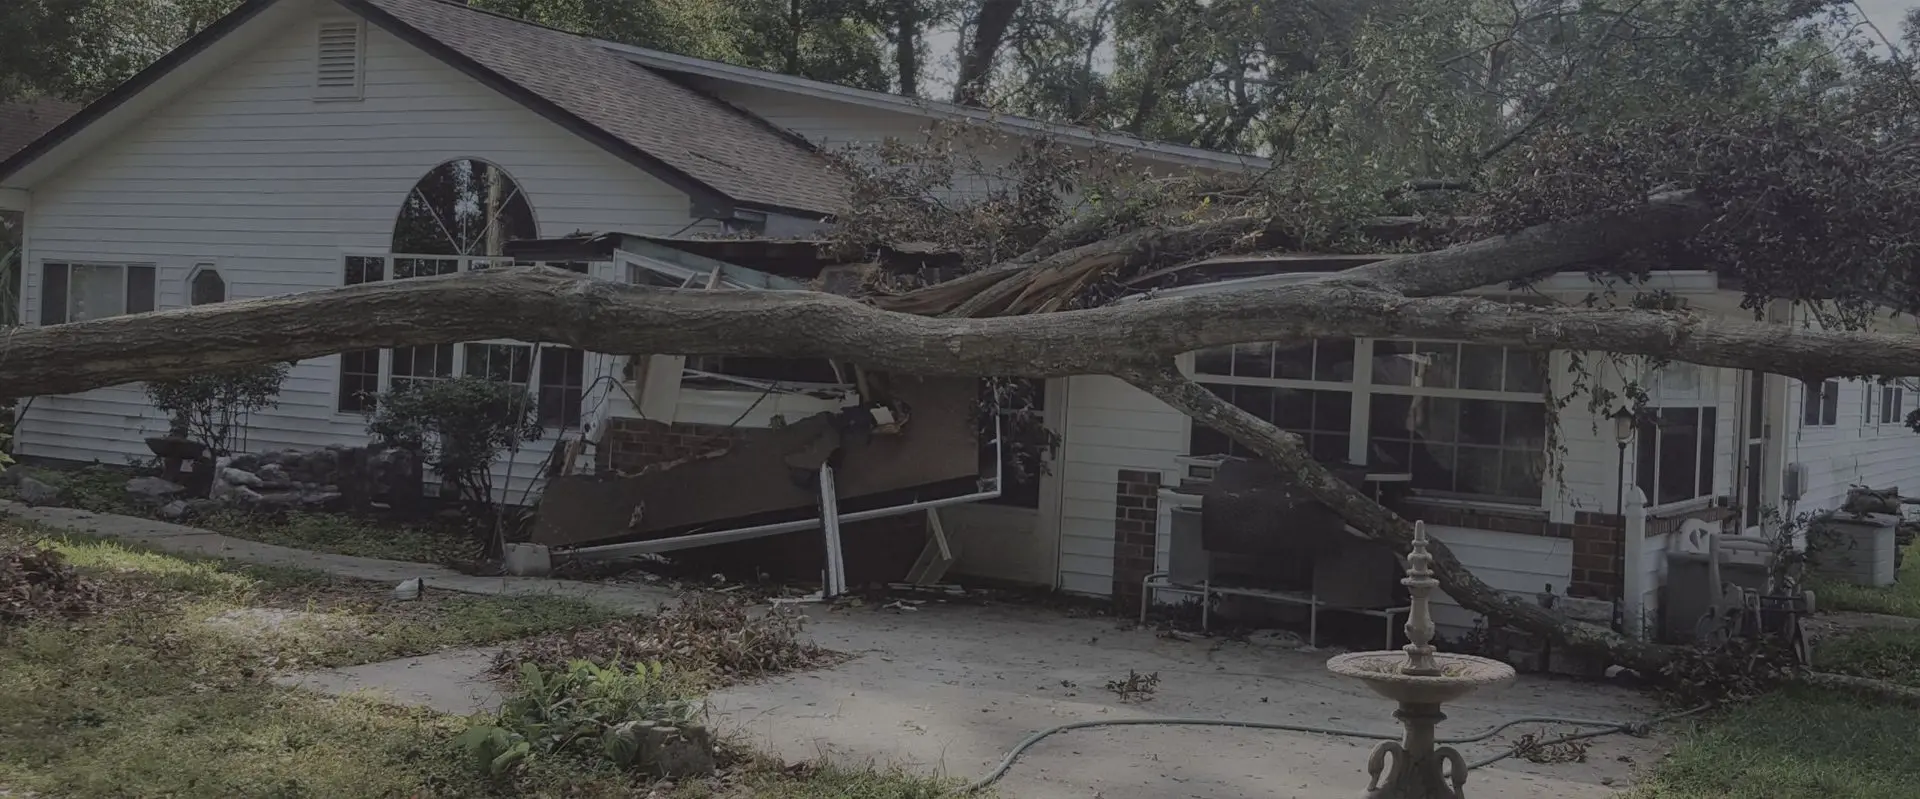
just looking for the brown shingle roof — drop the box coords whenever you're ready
[0,98,82,161]
[359,0,849,217]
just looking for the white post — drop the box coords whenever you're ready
[818,463,847,597]
[1621,486,1650,639]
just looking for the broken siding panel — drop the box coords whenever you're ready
[1055,375,1187,596]
[16,13,692,500]
[1427,526,1575,637]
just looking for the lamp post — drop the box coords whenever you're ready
[1611,408,1637,515]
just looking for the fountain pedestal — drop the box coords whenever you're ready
[1326,522,1516,799]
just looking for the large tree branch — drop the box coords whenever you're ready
[1113,362,1682,671]
[7,268,1920,399]
[1330,190,1709,296]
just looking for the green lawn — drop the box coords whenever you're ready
[1813,539,1919,618]
[0,520,968,798]
[1631,688,1920,799]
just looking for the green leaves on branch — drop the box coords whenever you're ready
[365,377,542,506]
[143,363,290,456]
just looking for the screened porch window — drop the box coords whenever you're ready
[1191,338,1548,505]
[1637,408,1717,507]
[39,262,157,324]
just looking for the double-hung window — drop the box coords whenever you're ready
[1801,379,1839,426]
[39,262,157,324]
[336,255,587,427]
[1190,338,1549,506]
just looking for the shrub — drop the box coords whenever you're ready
[365,377,541,550]
[453,659,703,779]
[144,363,291,456]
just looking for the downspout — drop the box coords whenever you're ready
[559,413,1005,560]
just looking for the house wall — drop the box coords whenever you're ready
[14,3,705,498]
[1782,376,1920,512]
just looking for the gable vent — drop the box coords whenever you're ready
[314,20,364,100]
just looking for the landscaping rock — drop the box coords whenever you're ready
[156,500,191,520]
[220,467,264,488]
[16,476,64,506]
[125,476,187,499]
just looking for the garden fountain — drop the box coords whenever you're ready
[1326,521,1517,798]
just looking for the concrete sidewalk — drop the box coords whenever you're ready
[5,500,1662,798]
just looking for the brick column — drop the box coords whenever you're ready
[1568,511,1625,600]
[1112,470,1161,612]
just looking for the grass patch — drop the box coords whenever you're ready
[1812,628,1920,688]
[673,761,964,798]
[1,518,950,797]
[1813,538,1919,618]
[1631,688,1920,799]
[0,521,613,670]
[4,464,475,564]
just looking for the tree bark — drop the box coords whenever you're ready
[954,0,1021,106]
[10,264,1920,400]
[894,0,920,97]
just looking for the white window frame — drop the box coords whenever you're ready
[1801,379,1839,427]
[37,260,157,324]
[1880,382,1908,427]
[1188,337,1551,508]
[1635,362,1721,511]
[333,253,589,428]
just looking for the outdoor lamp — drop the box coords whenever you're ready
[1611,407,1637,445]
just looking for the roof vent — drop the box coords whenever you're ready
[315,20,364,100]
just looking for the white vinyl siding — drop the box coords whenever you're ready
[13,9,704,501]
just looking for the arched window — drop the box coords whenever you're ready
[337,161,585,427]
[189,265,226,305]
[391,158,536,256]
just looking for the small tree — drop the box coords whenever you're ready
[144,363,291,456]
[366,376,542,545]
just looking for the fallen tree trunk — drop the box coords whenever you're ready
[1114,362,1689,673]
[10,268,1920,399]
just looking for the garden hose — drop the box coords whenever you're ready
[960,703,1715,794]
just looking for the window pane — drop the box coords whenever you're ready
[1746,371,1764,437]
[1310,433,1350,463]
[1506,350,1547,394]
[1273,343,1313,380]
[1459,344,1505,391]
[68,264,125,322]
[126,266,156,313]
[39,262,67,324]
[1312,389,1351,431]
[1231,342,1272,378]
[538,347,586,428]
[1415,342,1460,389]
[1190,422,1230,456]
[1194,346,1233,376]
[1501,402,1547,442]
[1232,384,1276,424]
[346,256,385,285]
[337,350,381,413]
[463,343,533,386]
[393,256,459,280]
[1410,442,1456,492]
[1373,340,1416,385]
[1657,408,1701,504]
[190,268,226,305]
[1315,339,1356,382]
[1801,381,1819,426]
[1459,400,1503,444]
[1499,448,1546,501]
[1370,394,1414,439]
[1455,445,1503,496]
[1822,381,1839,425]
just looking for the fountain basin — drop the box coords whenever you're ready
[1326,651,1517,705]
